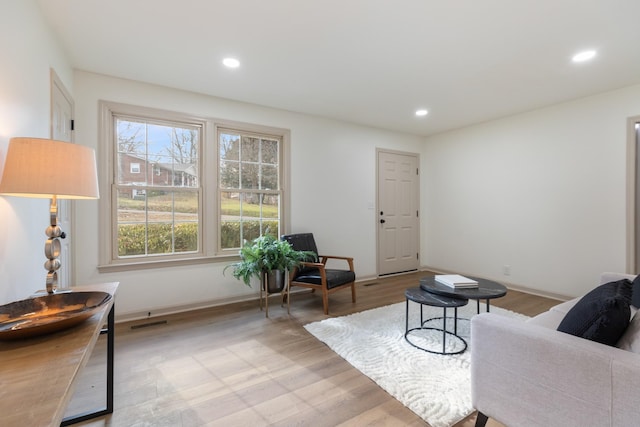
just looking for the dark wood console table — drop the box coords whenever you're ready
[0,282,118,427]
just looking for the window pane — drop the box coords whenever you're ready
[221,220,241,249]
[262,139,278,165]
[220,192,240,250]
[242,220,261,243]
[220,160,239,189]
[220,133,240,161]
[221,191,240,217]
[117,119,145,154]
[261,165,277,190]
[242,192,261,218]
[147,223,172,254]
[241,163,259,189]
[117,187,146,256]
[262,194,279,219]
[241,136,259,162]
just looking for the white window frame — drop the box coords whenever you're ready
[97,101,290,271]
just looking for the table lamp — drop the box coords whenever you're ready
[0,137,99,294]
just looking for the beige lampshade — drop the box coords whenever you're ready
[0,137,99,199]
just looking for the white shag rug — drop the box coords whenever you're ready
[304,302,528,427]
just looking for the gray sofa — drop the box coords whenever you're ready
[471,273,640,427]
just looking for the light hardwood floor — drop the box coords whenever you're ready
[66,272,560,427]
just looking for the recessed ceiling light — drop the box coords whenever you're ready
[415,109,428,117]
[571,50,597,63]
[223,57,240,68]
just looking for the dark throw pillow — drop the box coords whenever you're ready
[632,274,640,308]
[557,279,632,346]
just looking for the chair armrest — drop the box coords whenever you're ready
[318,255,354,271]
[291,261,326,275]
[299,261,325,269]
[471,313,640,427]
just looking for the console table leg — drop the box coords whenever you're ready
[61,303,115,426]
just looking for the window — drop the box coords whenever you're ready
[98,102,289,270]
[130,162,141,174]
[218,129,282,249]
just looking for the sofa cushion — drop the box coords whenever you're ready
[617,311,640,353]
[557,279,632,346]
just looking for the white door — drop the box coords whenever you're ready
[377,150,420,275]
[51,70,74,289]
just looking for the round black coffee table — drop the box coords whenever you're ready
[404,287,468,355]
[419,275,507,314]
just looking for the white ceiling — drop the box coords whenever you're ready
[37,0,640,137]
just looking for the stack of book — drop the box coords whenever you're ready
[435,274,479,289]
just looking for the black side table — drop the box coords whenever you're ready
[404,287,468,355]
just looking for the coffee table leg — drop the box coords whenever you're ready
[405,299,409,333]
[454,307,458,335]
[442,307,447,354]
[476,299,480,314]
[486,299,490,312]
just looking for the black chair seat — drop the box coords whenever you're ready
[294,268,356,289]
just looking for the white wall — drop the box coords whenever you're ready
[422,84,640,298]
[73,71,424,318]
[0,1,73,304]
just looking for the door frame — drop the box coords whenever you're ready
[627,114,640,273]
[375,148,420,276]
[50,69,76,288]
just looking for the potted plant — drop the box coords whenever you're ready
[224,234,314,293]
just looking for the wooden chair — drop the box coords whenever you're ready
[281,233,356,315]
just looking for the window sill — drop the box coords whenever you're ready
[97,254,238,273]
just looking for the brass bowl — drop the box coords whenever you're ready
[0,291,112,340]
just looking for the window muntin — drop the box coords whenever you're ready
[219,130,281,250]
[114,116,200,258]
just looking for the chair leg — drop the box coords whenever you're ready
[351,282,356,303]
[322,289,329,315]
[474,411,489,427]
[284,281,290,315]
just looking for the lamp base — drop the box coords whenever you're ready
[44,196,66,294]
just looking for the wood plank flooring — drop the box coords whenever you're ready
[66,272,560,427]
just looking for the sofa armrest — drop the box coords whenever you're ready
[471,313,640,427]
